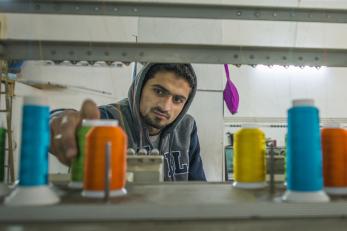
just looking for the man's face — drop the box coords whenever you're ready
[140,71,191,132]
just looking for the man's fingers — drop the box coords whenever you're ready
[55,149,71,166]
[50,116,66,158]
[60,112,80,161]
[50,117,73,166]
[80,99,100,120]
[50,100,99,166]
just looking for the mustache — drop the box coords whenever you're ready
[152,107,170,119]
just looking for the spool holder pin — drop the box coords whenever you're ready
[104,142,111,202]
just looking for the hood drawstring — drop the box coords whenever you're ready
[131,61,144,151]
[168,133,175,181]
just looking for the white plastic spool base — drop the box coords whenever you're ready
[292,99,314,107]
[233,181,267,189]
[68,181,83,189]
[82,188,127,198]
[282,190,330,203]
[24,96,48,106]
[325,187,347,195]
[4,186,60,206]
[0,183,10,197]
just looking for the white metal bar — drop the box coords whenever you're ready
[1,39,346,66]
[1,1,347,23]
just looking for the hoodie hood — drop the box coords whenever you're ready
[127,63,197,145]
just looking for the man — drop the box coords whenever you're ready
[50,63,206,181]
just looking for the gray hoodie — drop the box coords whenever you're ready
[99,63,206,181]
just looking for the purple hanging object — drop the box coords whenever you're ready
[223,64,239,114]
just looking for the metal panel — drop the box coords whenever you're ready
[0,183,347,223]
[1,1,347,23]
[1,39,346,66]
[225,117,347,125]
[1,219,347,231]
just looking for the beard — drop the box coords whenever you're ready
[142,107,170,129]
[142,114,165,129]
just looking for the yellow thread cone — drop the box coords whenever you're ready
[233,128,266,184]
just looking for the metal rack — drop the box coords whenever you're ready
[1,1,347,66]
[0,62,15,185]
[1,40,344,66]
[0,2,347,230]
[0,183,347,231]
[1,1,347,23]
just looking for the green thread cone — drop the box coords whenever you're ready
[70,125,91,184]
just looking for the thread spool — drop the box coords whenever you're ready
[82,120,128,198]
[322,124,347,195]
[233,124,267,189]
[0,127,9,197]
[5,96,59,206]
[69,120,93,189]
[282,99,329,202]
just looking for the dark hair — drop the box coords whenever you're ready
[144,64,195,88]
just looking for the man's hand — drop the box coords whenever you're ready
[49,99,100,165]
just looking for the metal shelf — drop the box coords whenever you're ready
[0,183,347,223]
[1,1,347,65]
[1,1,347,23]
[0,39,346,66]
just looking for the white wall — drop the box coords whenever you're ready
[190,65,224,181]
[224,65,335,118]
[223,65,347,147]
[20,61,133,108]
